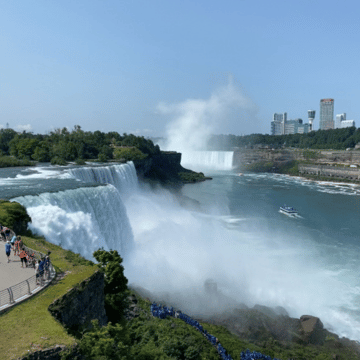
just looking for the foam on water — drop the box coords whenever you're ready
[14,185,134,260]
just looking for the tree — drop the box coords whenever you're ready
[93,249,128,323]
[113,147,147,161]
[78,320,128,360]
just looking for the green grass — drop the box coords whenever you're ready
[0,235,96,360]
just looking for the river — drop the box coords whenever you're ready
[1,157,360,341]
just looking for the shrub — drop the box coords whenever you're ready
[51,156,67,165]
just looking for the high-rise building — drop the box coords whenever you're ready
[307,110,315,131]
[271,112,287,135]
[319,99,334,130]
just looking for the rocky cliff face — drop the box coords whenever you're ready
[134,151,197,186]
[48,271,107,333]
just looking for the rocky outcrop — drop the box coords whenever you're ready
[134,151,201,186]
[48,271,107,333]
[300,315,326,345]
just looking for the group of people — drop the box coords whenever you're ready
[2,224,52,286]
[151,303,233,360]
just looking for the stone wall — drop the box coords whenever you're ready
[299,164,360,181]
[48,271,107,332]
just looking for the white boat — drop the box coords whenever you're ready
[279,204,298,216]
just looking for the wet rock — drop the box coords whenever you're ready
[300,315,326,345]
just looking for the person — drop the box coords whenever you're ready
[35,260,40,285]
[5,241,11,263]
[11,235,18,255]
[19,248,28,268]
[17,236,23,251]
[44,256,50,279]
[0,228,6,241]
[38,258,46,285]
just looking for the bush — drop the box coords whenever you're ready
[51,156,67,165]
[0,155,33,167]
[75,158,86,165]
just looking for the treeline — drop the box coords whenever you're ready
[208,127,360,150]
[0,126,160,165]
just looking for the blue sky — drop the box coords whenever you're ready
[1,0,359,136]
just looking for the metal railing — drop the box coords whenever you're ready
[0,246,56,311]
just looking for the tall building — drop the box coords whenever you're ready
[307,110,315,131]
[271,112,287,135]
[319,99,334,130]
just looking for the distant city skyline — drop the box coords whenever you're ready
[1,1,360,138]
[271,97,356,135]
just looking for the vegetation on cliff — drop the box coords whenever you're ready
[209,126,360,151]
[0,200,31,234]
[93,249,129,324]
[0,126,160,165]
[243,160,300,176]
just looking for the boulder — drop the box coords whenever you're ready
[300,315,326,345]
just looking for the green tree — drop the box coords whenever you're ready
[93,249,129,323]
[113,147,147,161]
[32,141,51,162]
[78,320,128,360]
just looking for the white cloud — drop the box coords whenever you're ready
[16,124,33,132]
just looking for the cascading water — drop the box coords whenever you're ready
[181,151,234,171]
[68,162,138,195]
[13,163,137,260]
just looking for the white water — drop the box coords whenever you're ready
[13,163,137,260]
[68,162,138,197]
[181,151,234,171]
[8,162,360,341]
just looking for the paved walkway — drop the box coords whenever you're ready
[0,242,35,290]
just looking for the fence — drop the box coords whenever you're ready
[0,245,56,311]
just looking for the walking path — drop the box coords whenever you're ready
[0,242,35,290]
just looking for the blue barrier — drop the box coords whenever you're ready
[151,302,233,360]
[240,349,282,360]
[151,303,282,360]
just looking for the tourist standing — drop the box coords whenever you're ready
[35,260,40,285]
[5,241,11,263]
[19,248,28,268]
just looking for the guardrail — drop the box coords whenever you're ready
[0,245,56,312]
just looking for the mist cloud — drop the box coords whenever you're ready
[158,81,256,153]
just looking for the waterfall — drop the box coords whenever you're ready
[14,185,134,260]
[181,151,234,171]
[68,161,138,195]
[12,162,139,260]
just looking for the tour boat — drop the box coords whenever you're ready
[279,204,298,216]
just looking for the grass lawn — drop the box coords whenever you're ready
[0,235,97,360]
